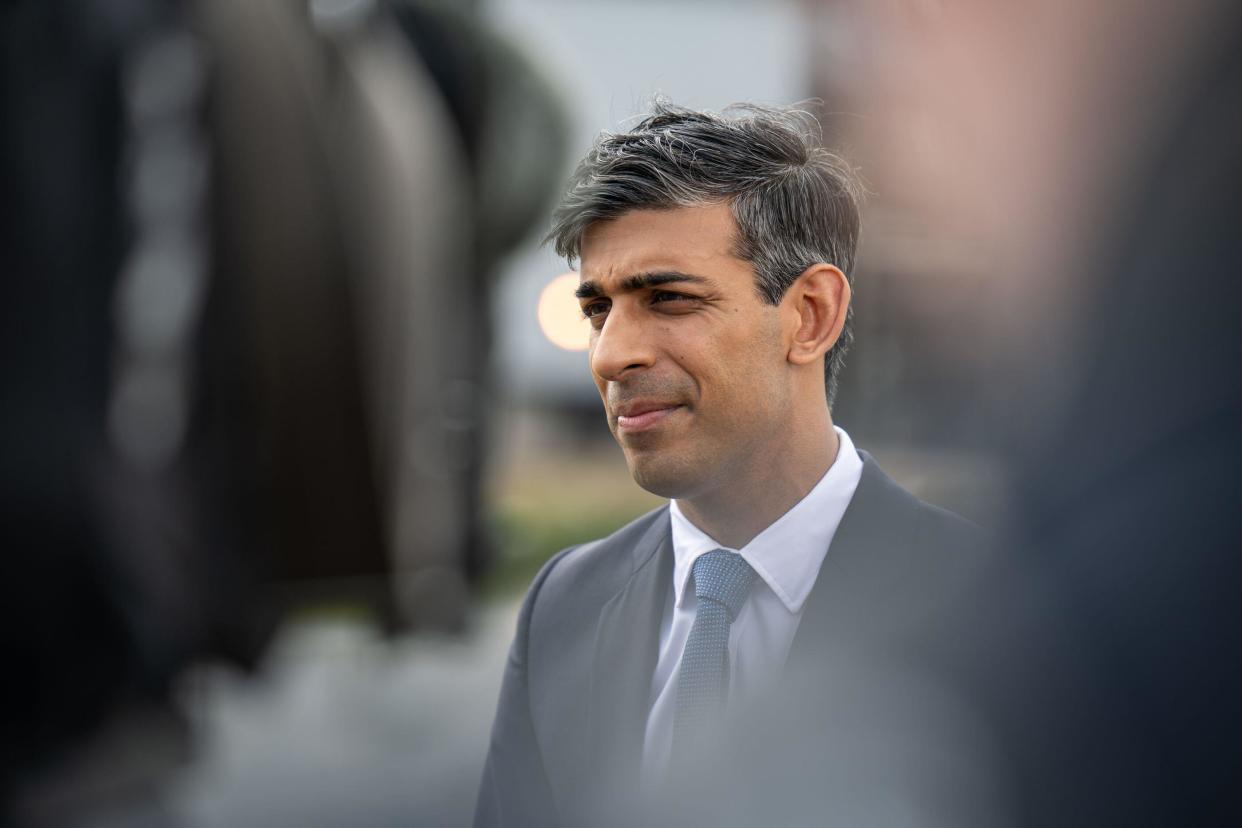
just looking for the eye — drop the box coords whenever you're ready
[581,300,610,327]
[650,290,697,308]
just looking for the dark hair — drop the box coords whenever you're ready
[549,100,864,406]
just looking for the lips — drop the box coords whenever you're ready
[613,401,683,432]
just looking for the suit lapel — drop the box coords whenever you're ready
[585,509,673,797]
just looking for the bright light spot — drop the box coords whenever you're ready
[537,272,590,351]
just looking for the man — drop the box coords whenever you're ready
[475,103,981,827]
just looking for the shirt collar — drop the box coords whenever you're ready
[669,426,863,614]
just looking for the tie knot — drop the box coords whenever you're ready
[691,549,756,621]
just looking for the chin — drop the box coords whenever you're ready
[626,451,701,500]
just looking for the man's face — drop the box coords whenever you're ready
[577,203,795,500]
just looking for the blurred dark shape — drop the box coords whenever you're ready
[0,0,566,823]
[936,9,1242,825]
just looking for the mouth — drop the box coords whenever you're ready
[614,403,684,433]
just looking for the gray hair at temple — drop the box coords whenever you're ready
[549,100,864,406]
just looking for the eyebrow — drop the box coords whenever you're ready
[574,270,711,300]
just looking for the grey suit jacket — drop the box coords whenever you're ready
[475,451,983,827]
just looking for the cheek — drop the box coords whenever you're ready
[700,342,780,411]
[727,330,789,407]
[659,330,705,389]
[664,314,786,403]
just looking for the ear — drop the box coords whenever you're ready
[784,263,851,367]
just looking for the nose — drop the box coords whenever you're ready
[589,306,656,382]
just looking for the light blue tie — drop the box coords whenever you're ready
[672,549,756,754]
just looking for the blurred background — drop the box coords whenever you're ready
[5,0,1237,824]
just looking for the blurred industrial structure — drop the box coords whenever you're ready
[3,0,566,822]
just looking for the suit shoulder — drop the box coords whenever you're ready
[539,504,667,586]
[858,450,983,549]
[522,504,669,630]
[856,450,989,583]
[903,497,991,607]
[913,498,983,545]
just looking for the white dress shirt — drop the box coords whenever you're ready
[640,426,864,784]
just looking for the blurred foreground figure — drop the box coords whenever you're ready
[930,6,1242,825]
[0,0,565,823]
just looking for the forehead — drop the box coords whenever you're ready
[578,203,743,283]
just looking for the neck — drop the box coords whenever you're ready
[676,412,840,550]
